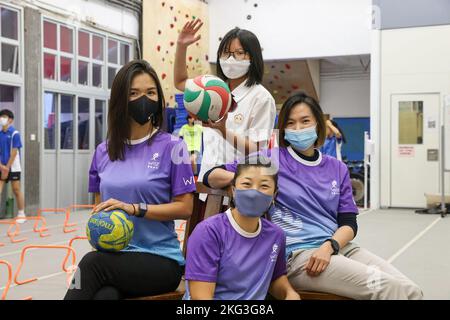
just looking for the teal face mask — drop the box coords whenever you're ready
[285,126,318,151]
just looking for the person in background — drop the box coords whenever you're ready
[179,115,203,175]
[321,114,346,161]
[0,109,26,224]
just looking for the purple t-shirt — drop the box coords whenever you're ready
[184,210,287,300]
[224,147,358,257]
[89,131,196,265]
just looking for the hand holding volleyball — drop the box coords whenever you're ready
[184,75,233,123]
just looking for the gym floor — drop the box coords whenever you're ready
[0,209,448,300]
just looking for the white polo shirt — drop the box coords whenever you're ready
[198,80,276,182]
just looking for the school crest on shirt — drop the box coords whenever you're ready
[147,153,160,169]
[270,244,279,263]
[234,113,244,125]
[331,180,340,196]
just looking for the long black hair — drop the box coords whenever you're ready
[107,60,165,161]
[216,28,264,87]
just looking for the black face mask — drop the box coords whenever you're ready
[128,95,159,126]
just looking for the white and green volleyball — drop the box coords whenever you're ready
[183,75,232,122]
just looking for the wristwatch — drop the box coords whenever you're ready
[325,239,340,255]
[137,203,147,218]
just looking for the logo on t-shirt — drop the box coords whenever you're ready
[183,176,195,186]
[331,180,340,196]
[234,113,244,125]
[270,244,279,263]
[147,153,161,169]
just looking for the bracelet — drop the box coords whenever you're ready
[132,204,136,216]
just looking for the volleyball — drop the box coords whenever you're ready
[86,209,134,252]
[183,75,232,122]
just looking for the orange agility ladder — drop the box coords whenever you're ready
[0,220,27,243]
[176,221,187,246]
[14,245,76,286]
[0,260,12,300]
[36,208,68,235]
[62,236,88,268]
[0,260,32,300]
[64,205,95,233]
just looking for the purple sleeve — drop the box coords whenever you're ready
[185,221,221,282]
[88,149,100,193]
[338,164,359,214]
[224,160,238,173]
[271,232,288,282]
[171,140,196,197]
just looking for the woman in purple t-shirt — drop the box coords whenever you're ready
[205,92,423,300]
[185,157,300,300]
[64,61,196,300]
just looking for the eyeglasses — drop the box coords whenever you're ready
[220,50,248,61]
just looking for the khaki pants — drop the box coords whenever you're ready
[287,243,423,300]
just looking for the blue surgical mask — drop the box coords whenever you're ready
[234,188,274,218]
[285,126,318,151]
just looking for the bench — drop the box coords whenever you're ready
[131,182,350,300]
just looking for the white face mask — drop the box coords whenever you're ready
[0,118,8,127]
[219,56,251,80]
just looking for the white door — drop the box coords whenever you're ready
[391,94,440,208]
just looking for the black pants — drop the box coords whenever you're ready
[64,251,183,300]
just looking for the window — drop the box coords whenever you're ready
[399,101,424,145]
[44,53,56,80]
[91,35,104,88]
[60,57,72,82]
[78,61,89,85]
[95,100,106,147]
[43,20,74,82]
[44,92,57,150]
[92,64,102,88]
[60,95,73,150]
[93,35,104,61]
[108,39,118,64]
[78,98,90,150]
[108,39,131,88]
[1,8,18,40]
[60,26,73,54]
[43,18,132,87]
[78,31,90,58]
[44,21,57,50]
[0,5,20,75]
[120,43,130,65]
[108,67,116,89]
[1,43,18,73]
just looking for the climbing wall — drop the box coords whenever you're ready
[262,60,320,106]
[142,0,211,107]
